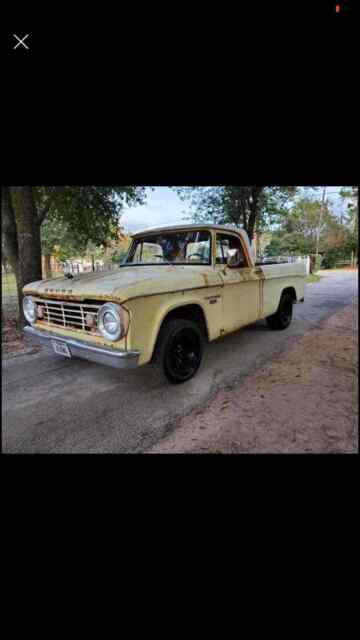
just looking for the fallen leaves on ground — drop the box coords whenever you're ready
[148,299,358,454]
[2,316,40,357]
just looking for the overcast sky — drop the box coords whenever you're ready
[121,188,190,234]
[120,186,347,234]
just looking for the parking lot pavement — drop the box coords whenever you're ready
[2,270,358,453]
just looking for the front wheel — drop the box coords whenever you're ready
[154,319,204,384]
[266,292,294,330]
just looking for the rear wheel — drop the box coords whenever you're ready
[154,319,204,384]
[266,292,294,330]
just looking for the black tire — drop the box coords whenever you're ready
[266,292,294,331]
[154,319,204,384]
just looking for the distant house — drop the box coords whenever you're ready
[42,254,62,277]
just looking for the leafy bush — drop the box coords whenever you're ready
[264,237,283,257]
[321,248,352,269]
[265,233,314,258]
[321,254,337,269]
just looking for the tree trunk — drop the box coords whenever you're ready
[44,254,52,279]
[9,187,42,325]
[247,187,263,242]
[2,187,21,322]
[230,187,264,242]
[231,188,251,238]
[2,187,19,279]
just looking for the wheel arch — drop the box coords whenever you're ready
[281,286,297,303]
[150,302,209,363]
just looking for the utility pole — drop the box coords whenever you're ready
[315,187,327,259]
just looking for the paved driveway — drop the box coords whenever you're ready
[2,270,358,453]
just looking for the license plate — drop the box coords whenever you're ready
[51,340,71,358]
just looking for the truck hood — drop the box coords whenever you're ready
[24,265,221,303]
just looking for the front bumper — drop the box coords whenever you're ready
[24,325,140,369]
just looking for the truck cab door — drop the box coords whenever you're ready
[215,233,262,333]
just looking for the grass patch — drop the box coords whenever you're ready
[2,274,19,319]
[2,273,17,294]
[306,273,321,284]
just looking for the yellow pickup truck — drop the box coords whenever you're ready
[23,224,306,383]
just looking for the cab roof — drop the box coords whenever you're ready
[131,223,245,238]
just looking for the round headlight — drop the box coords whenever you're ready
[23,296,37,324]
[98,303,122,341]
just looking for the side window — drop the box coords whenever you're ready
[216,238,228,264]
[216,234,247,267]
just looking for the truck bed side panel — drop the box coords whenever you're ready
[261,263,306,317]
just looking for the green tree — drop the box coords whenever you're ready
[2,186,146,323]
[340,186,358,263]
[282,189,356,267]
[320,216,355,267]
[174,186,298,241]
[265,192,353,260]
[264,236,283,257]
[282,197,328,242]
[264,233,314,257]
[41,216,86,277]
[84,240,106,272]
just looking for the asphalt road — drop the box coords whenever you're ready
[2,270,358,453]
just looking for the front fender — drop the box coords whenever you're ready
[126,290,223,366]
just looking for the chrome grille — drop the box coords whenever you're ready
[34,299,101,333]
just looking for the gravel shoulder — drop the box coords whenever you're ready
[148,299,358,454]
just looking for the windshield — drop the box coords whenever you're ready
[125,230,212,266]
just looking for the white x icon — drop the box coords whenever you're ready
[13,34,30,50]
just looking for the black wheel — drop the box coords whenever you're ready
[155,319,204,384]
[266,292,294,331]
